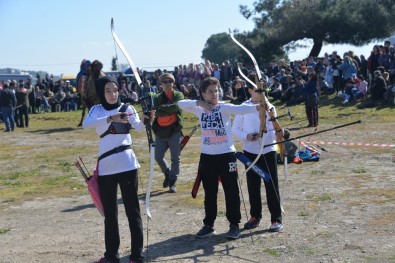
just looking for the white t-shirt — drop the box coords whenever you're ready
[177,100,258,155]
[83,103,145,176]
[232,99,277,155]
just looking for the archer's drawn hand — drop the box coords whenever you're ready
[247,132,260,141]
[110,112,129,123]
[143,110,155,125]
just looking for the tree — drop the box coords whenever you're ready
[240,0,395,57]
[201,33,238,65]
[201,31,286,68]
[111,57,118,71]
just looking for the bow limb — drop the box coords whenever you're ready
[141,98,155,220]
[237,66,257,89]
[111,18,154,220]
[230,31,267,173]
[111,18,142,86]
[229,29,262,80]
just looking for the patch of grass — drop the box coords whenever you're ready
[2,197,16,203]
[1,170,40,180]
[316,230,332,237]
[263,248,281,256]
[315,193,332,202]
[343,187,395,206]
[298,211,309,217]
[310,170,324,175]
[57,161,73,172]
[303,247,316,255]
[352,168,367,173]
[306,193,332,202]
[0,227,10,234]
[306,204,318,210]
[217,210,226,217]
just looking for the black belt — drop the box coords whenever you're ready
[98,145,131,161]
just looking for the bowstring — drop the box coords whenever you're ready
[112,36,121,72]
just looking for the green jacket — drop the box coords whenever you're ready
[152,90,184,132]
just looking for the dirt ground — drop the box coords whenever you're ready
[0,120,394,263]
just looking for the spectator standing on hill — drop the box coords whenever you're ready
[348,51,361,71]
[368,45,381,81]
[42,86,53,112]
[28,84,36,114]
[359,54,369,80]
[34,85,42,113]
[211,64,221,81]
[304,73,319,127]
[332,55,343,94]
[0,83,16,132]
[220,60,233,87]
[15,83,30,128]
[337,55,357,90]
[323,59,334,94]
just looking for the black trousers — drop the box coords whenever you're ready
[98,169,143,263]
[199,152,241,227]
[305,104,319,127]
[17,106,29,127]
[244,151,282,224]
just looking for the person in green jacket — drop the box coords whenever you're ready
[152,73,184,193]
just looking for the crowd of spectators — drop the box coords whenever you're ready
[1,41,394,130]
[118,41,394,109]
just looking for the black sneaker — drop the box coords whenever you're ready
[244,217,260,230]
[196,225,215,238]
[227,224,240,240]
[162,170,170,188]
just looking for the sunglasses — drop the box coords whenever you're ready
[162,80,173,84]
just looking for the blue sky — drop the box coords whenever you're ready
[0,0,385,76]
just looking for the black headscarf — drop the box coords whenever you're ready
[95,76,121,110]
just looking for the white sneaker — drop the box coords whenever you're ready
[269,222,283,232]
[342,100,348,105]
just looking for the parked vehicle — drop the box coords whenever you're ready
[0,74,35,84]
[60,74,77,87]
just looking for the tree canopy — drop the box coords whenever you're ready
[202,0,395,65]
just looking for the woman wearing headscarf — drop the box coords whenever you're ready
[83,76,149,263]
